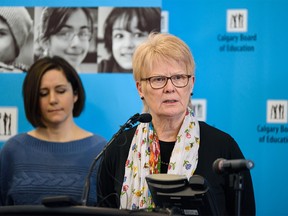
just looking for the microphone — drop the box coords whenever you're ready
[212,158,254,174]
[124,113,152,128]
[137,113,152,123]
[81,113,152,206]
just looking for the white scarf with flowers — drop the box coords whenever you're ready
[120,108,200,210]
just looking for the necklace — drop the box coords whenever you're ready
[160,161,170,166]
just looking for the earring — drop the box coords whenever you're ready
[191,93,194,96]
[140,96,144,100]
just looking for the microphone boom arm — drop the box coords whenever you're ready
[81,113,151,206]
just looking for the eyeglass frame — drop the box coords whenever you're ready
[140,74,192,89]
[54,29,92,42]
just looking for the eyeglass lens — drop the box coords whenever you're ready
[56,30,92,41]
[149,75,190,89]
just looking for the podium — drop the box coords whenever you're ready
[0,205,170,216]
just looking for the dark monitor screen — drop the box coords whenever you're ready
[146,174,219,216]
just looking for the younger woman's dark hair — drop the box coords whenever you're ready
[23,56,86,128]
[103,7,161,53]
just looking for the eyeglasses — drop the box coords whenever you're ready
[55,30,92,41]
[141,74,192,89]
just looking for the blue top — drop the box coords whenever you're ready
[0,133,106,206]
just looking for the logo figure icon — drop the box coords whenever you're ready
[0,107,18,141]
[192,99,207,122]
[227,9,248,32]
[267,100,288,123]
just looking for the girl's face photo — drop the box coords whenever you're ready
[112,14,149,70]
[0,18,17,64]
[47,9,91,69]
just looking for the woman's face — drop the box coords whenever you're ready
[0,18,17,64]
[47,9,91,69]
[137,60,194,121]
[39,69,78,128]
[112,15,149,70]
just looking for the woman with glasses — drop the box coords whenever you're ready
[34,7,94,71]
[0,56,106,206]
[97,33,255,215]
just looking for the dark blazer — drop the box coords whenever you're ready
[97,121,255,215]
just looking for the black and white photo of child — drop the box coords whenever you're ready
[97,7,161,73]
[34,7,98,73]
[0,7,34,72]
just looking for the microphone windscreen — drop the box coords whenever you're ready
[139,113,152,123]
[212,158,254,174]
[212,158,224,174]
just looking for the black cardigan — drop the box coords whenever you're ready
[97,121,255,215]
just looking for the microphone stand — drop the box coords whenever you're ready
[213,158,254,216]
[229,173,244,216]
[81,113,141,206]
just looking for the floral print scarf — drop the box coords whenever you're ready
[120,108,200,210]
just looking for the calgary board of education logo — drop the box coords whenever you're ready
[267,100,288,123]
[227,9,248,32]
[0,107,18,141]
[192,99,206,122]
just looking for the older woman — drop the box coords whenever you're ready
[97,33,255,215]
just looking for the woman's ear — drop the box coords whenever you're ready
[73,91,78,103]
[190,76,195,94]
[136,81,144,98]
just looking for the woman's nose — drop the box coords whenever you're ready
[164,78,175,92]
[49,92,58,104]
